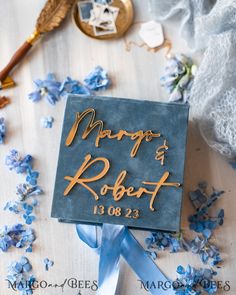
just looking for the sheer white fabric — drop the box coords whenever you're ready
[149,0,236,157]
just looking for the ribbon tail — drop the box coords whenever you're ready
[76,224,100,254]
[76,224,176,295]
[121,228,176,295]
[97,224,126,295]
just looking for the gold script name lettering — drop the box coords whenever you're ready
[101,170,180,211]
[64,154,110,200]
[64,154,180,211]
[65,108,161,158]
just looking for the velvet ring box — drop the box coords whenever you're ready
[51,95,189,232]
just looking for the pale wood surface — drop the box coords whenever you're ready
[0,1,235,295]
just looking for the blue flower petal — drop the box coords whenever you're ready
[0,117,6,144]
[43,258,54,271]
[40,116,54,128]
[28,91,41,102]
[160,54,196,103]
[84,66,111,91]
[29,73,61,105]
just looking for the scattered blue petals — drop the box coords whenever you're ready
[4,195,41,225]
[189,236,222,267]
[16,183,43,202]
[26,245,33,253]
[145,231,189,254]
[174,265,217,295]
[26,169,39,185]
[29,68,111,105]
[29,73,61,105]
[189,189,207,210]
[0,117,6,144]
[60,77,91,97]
[5,150,33,174]
[84,66,111,91]
[5,149,41,189]
[146,182,224,268]
[23,214,36,225]
[4,201,20,214]
[7,256,36,295]
[43,258,54,271]
[0,224,36,252]
[40,116,54,128]
[161,54,196,103]
[5,149,43,225]
[23,204,33,215]
[188,184,224,238]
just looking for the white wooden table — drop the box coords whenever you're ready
[0,1,235,294]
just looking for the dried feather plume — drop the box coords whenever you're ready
[0,0,76,86]
[36,0,76,33]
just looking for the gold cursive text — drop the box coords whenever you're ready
[65,108,161,158]
[64,154,180,211]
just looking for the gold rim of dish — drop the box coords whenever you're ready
[72,0,134,40]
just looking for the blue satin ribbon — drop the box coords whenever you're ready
[76,224,176,295]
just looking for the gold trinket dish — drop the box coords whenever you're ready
[72,0,134,40]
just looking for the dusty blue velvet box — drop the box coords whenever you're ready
[51,95,189,232]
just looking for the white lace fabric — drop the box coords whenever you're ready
[149,0,236,158]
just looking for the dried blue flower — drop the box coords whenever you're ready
[22,203,36,225]
[173,264,217,295]
[145,182,224,268]
[29,73,61,105]
[189,189,207,210]
[23,214,36,225]
[169,234,190,253]
[145,231,189,254]
[84,66,111,91]
[5,150,33,174]
[26,169,39,185]
[25,245,33,253]
[60,77,91,97]
[0,224,36,252]
[5,197,40,225]
[40,116,54,128]
[16,183,43,201]
[5,150,43,225]
[28,69,111,105]
[5,150,41,189]
[21,228,36,244]
[43,258,54,271]
[190,236,222,267]
[23,204,33,215]
[7,256,36,295]
[160,54,196,103]
[145,231,169,250]
[4,201,20,214]
[189,185,224,238]
[0,117,6,144]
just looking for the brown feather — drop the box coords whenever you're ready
[36,0,76,33]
